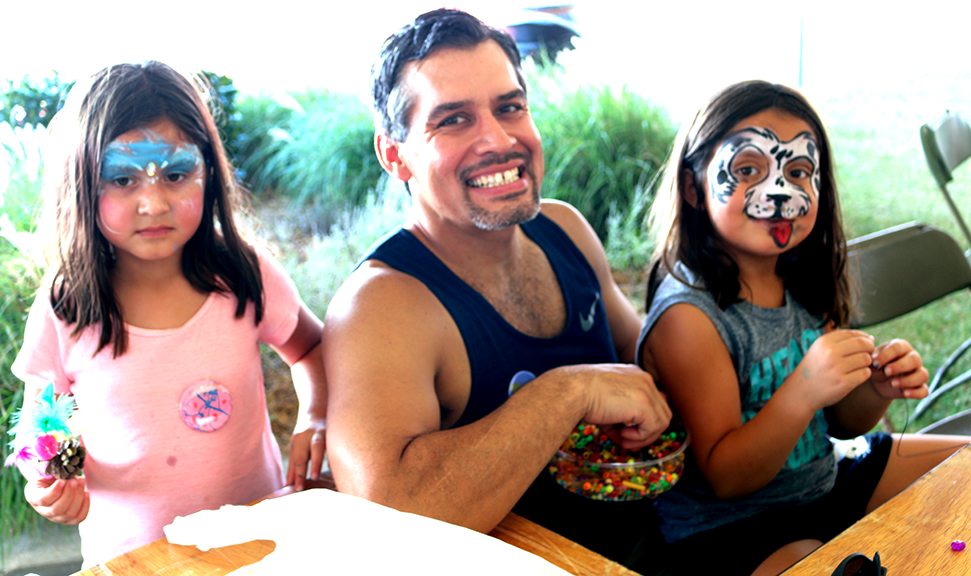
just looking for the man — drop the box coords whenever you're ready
[322,8,671,561]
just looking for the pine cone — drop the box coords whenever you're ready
[45,438,86,480]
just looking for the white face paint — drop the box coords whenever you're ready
[707,126,820,224]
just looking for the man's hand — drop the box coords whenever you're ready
[559,363,672,451]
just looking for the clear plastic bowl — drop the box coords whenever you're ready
[548,424,690,501]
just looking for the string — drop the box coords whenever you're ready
[891,397,970,459]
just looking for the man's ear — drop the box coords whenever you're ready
[375,134,413,182]
[682,168,702,209]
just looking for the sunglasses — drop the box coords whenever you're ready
[831,552,887,576]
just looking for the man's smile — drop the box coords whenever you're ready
[467,167,523,188]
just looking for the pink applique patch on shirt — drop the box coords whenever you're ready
[180,381,232,432]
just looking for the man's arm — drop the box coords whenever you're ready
[540,200,643,362]
[323,262,669,533]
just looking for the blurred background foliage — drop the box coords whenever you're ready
[0,73,74,129]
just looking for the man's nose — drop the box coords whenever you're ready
[472,114,516,155]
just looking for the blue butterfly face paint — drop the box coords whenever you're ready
[96,119,206,263]
[100,136,204,189]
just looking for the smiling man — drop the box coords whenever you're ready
[322,9,671,562]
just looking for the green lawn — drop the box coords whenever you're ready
[817,71,971,432]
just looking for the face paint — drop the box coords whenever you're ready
[707,127,820,246]
[100,130,204,188]
[95,119,207,266]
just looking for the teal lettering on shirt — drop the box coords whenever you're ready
[744,327,829,469]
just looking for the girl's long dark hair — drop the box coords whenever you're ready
[648,80,851,327]
[43,61,263,357]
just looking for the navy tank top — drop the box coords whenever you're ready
[363,212,618,427]
[361,213,661,562]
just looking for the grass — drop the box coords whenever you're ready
[817,72,971,432]
[0,130,45,564]
[527,61,677,244]
[232,90,386,236]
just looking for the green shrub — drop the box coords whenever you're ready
[233,90,385,233]
[201,71,242,161]
[284,185,409,318]
[604,185,657,273]
[527,64,677,242]
[0,73,73,129]
[0,141,44,555]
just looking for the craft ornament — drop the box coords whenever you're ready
[4,382,85,480]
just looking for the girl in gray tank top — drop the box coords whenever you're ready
[635,80,968,576]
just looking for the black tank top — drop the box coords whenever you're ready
[362,212,660,562]
[363,212,618,427]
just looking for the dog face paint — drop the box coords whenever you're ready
[707,127,820,247]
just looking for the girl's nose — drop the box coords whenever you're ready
[137,184,170,216]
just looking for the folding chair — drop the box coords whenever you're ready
[920,110,971,253]
[847,222,971,432]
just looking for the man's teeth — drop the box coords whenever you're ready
[468,168,520,188]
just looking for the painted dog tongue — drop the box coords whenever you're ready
[769,220,793,247]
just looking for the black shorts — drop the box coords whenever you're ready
[634,433,893,576]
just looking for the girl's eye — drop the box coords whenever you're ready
[735,165,759,178]
[164,172,187,184]
[788,167,811,180]
[111,176,134,187]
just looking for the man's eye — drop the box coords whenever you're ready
[498,103,524,115]
[438,115,467,128]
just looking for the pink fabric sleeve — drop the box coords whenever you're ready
[11,292,74,395]
[255,247,303,347]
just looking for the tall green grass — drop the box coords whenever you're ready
[819,76,971,432]
[233,90,385,235]
[528,63,677,246]
[0,134,45,560]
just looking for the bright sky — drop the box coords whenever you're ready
[3,1,970,123]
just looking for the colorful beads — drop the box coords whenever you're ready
[548,422,689,501]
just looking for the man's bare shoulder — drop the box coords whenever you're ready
[539,199,607,267]
[539,199,599,246]
[326,259,445,325]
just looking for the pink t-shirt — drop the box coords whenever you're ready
[12,249,301,567]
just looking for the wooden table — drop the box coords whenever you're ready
[75,475,637,576]
[784,445,971,574]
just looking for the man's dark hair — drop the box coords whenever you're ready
[370,8,526,142]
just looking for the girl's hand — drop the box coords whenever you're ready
[24,476,89,525]
[869,339,929,399]
[286,416,327,492]
[795,329,876,410]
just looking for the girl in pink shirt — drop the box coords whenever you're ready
[9,61,327,567]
